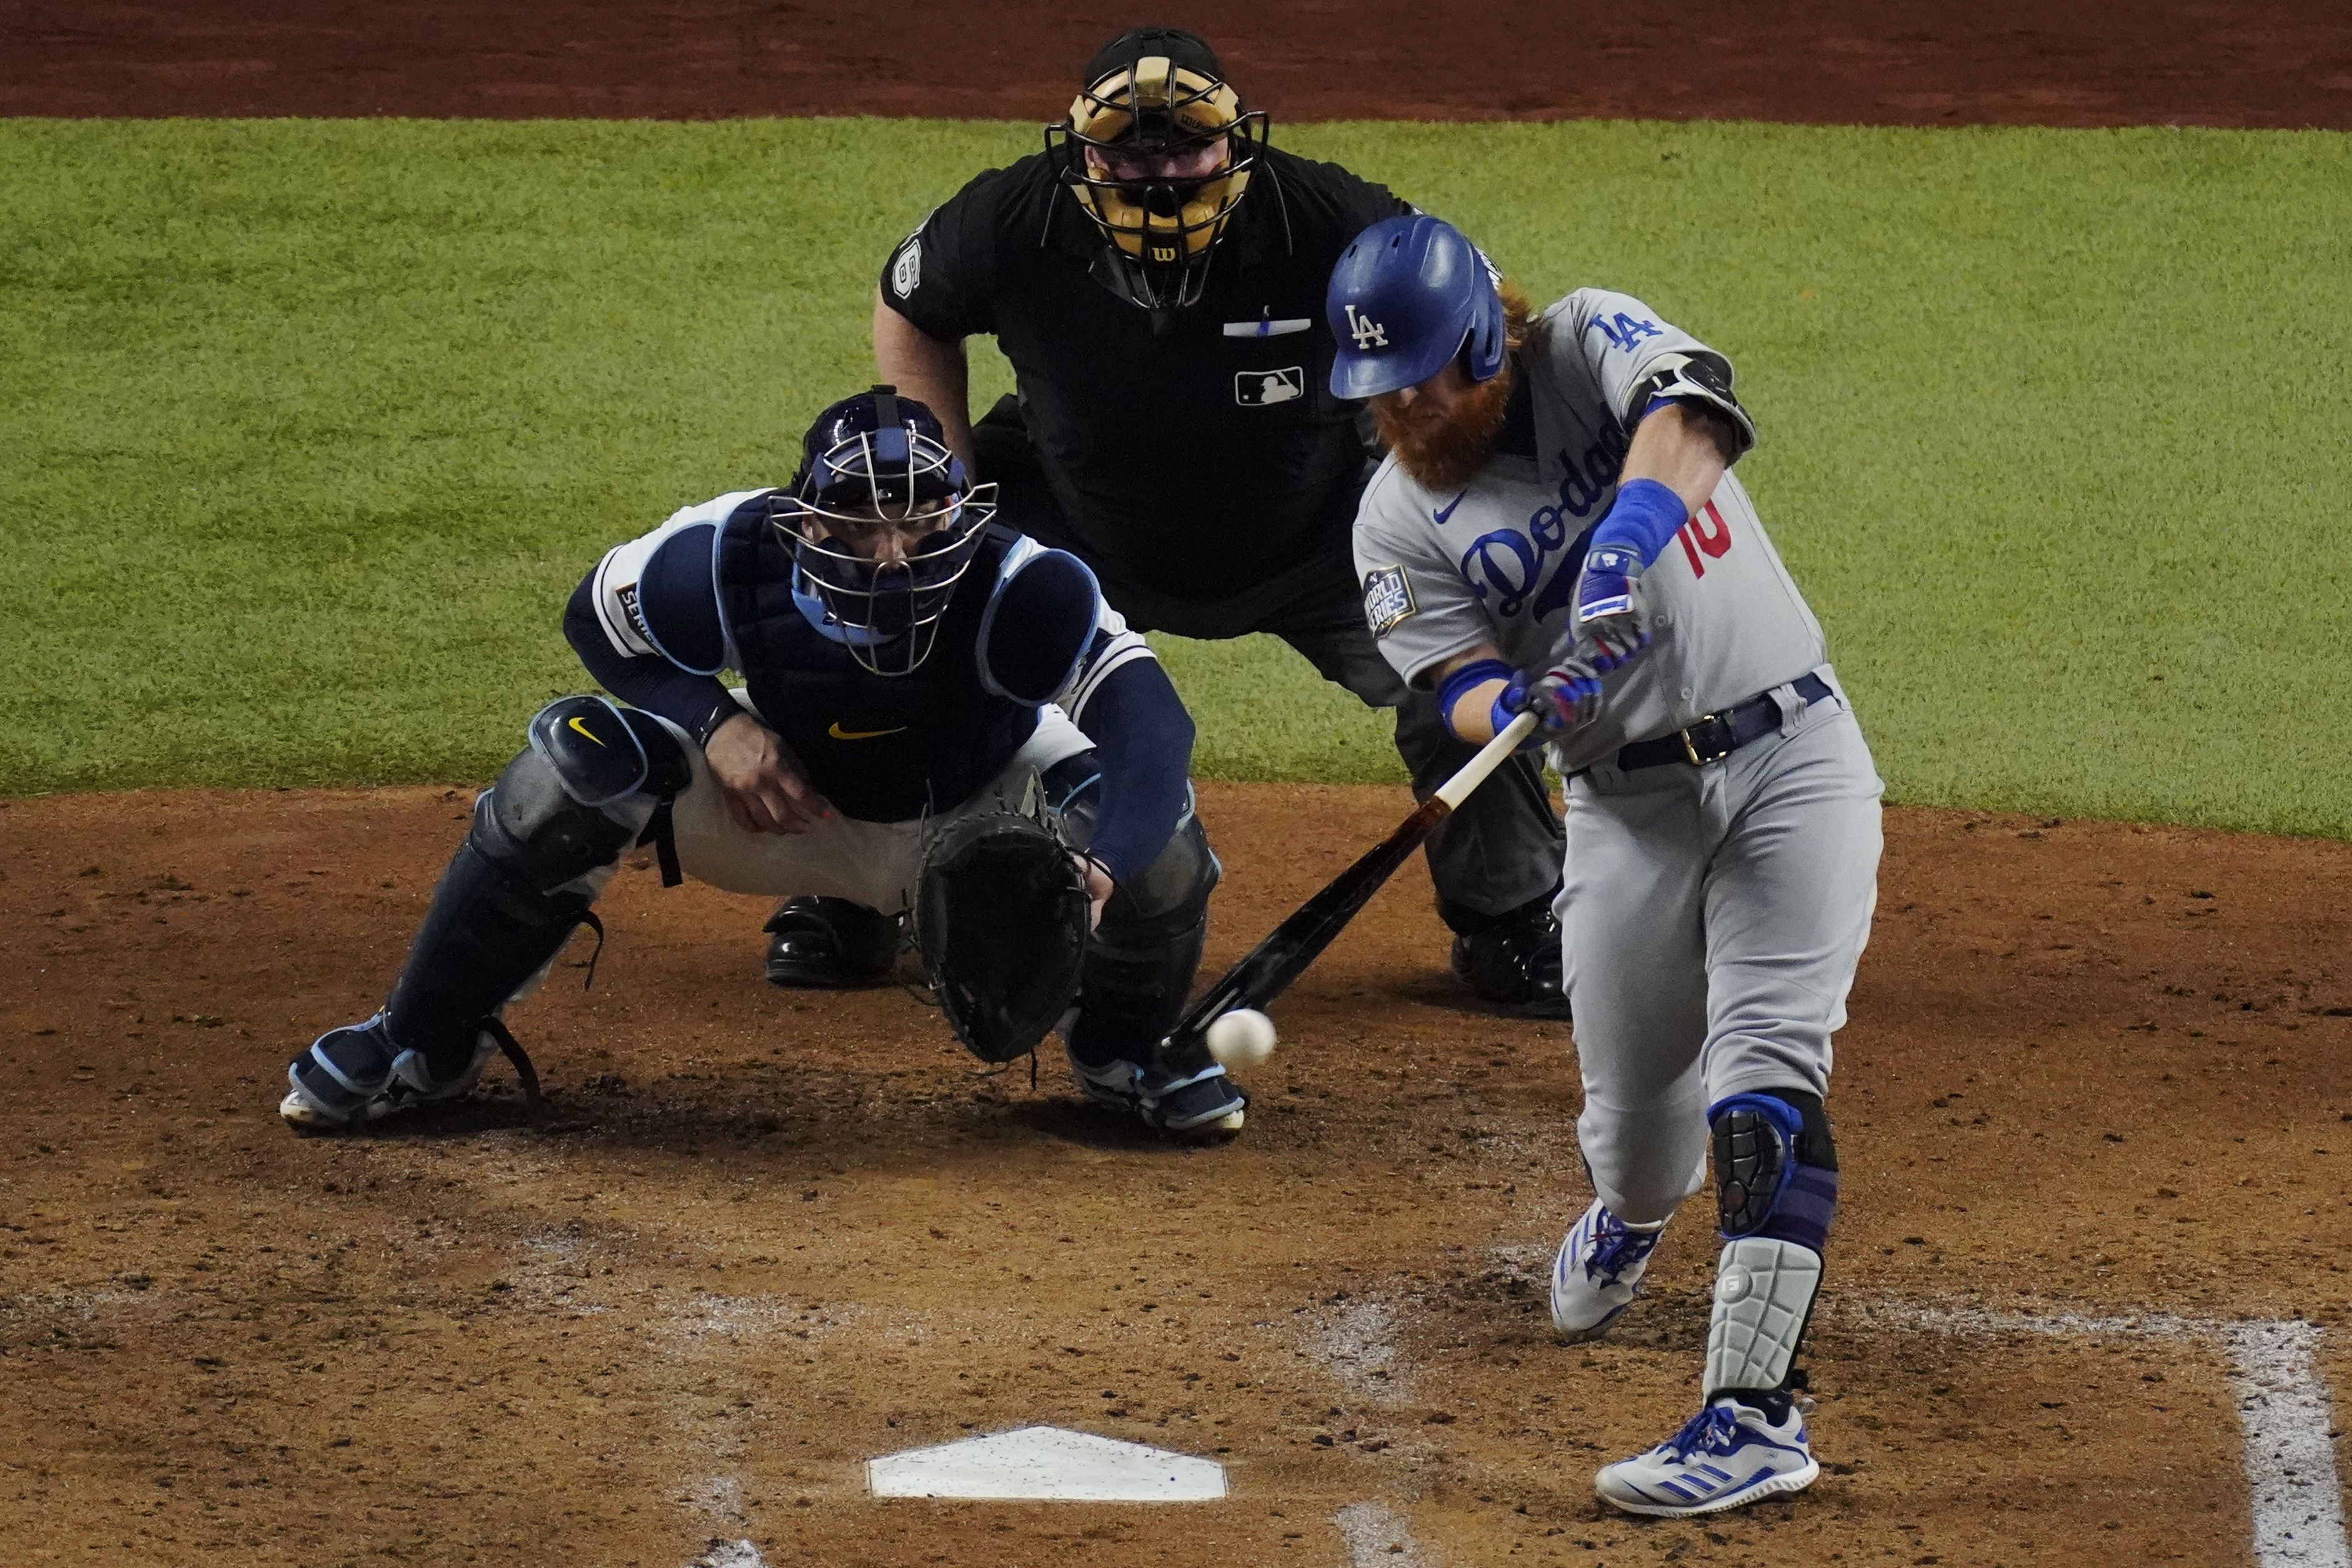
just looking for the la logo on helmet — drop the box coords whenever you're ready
[1343,303,1388,350]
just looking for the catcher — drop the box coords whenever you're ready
[281,387,1245,1138]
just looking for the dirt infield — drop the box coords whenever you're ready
[3,781,2348,1566]
[6,0,2350,127]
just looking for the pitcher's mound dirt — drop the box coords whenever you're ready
[2,781,2347,1565]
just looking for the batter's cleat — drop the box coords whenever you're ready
[1069,1044,1247,1137]
[762,896,901,987]
[1450,898,1568,1017]
[1550,1200,1666,1341]
[1593,1396,1820,1518]
[279,1014,497,1132]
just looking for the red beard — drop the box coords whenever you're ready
[1372,359,1516,494]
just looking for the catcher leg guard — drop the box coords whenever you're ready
[1056,782,1241,1136]
[283,698,687,1131]
[763,896,901,987]
[1703,1091,1838,1406]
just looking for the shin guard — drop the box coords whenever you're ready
[1704,1090,1838,1401]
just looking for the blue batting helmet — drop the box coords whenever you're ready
[1326,215,1506,400]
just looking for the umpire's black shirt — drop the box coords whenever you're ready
[880,147,1408,607]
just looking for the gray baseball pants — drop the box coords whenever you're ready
[1557,672,1882,1225]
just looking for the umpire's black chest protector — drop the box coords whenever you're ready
[714,512,1039,823]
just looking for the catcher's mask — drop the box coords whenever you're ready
[1046,26,1266,310]
[770,385,995,677]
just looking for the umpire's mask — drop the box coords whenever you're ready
[773,385,994,678]
[1047,26,1266,310]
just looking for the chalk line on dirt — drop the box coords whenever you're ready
[1333,1500,1428,1567]
[1856,1302,2348,1568]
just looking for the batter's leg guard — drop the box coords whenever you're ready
[284,698,689,1129]
[1702,1090,1838,1415]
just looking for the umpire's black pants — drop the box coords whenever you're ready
[974,397,1563,933]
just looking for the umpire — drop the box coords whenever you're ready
[765,24,1568,1012]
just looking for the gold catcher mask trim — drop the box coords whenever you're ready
[1047,54,1266,309]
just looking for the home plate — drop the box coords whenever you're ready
[866,1426,1228,1501]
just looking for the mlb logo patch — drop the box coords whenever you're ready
[1362,565,1418,637]
[1234,366,1305,406]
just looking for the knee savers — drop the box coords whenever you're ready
[1703,1091,1838,1402]
[480,696,692,891]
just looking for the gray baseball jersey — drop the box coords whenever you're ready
[1352,287,1828,770]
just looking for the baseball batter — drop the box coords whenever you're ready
[1332,217,1882,1516]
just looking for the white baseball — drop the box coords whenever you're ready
[1205,1007,1277,1068]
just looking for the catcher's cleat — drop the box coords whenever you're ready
[1550,1200,1667,1341]
[1068,1040,1247,1137]
[762,896,902,988]
[280,1014,498,1132]
[1594,1396,1819,1517]
[1450,896,1568,1017]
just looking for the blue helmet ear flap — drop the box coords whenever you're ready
[1462,247,1507,383]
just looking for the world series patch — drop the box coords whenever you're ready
[1362,565,1417,637]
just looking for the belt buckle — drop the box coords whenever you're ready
[1680,715,1733,766]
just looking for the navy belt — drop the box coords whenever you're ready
[1616,673,1833,770]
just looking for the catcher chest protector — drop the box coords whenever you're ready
[914,801,1092,1063]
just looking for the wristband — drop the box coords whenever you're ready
[693,697,744,748]
[1435,657,1514,743]
[1588,477,1688,571]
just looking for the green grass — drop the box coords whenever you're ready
[5,119,2349,834]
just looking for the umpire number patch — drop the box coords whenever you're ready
[891,237,922,298]
[1362,565,1417,638]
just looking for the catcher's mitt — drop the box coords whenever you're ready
[913,805,1091,1064]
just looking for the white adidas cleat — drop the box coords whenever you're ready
[1594,1396,1820,1517]
[1550,1199,1665,1341]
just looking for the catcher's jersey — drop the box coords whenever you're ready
[1352,288,1829,773]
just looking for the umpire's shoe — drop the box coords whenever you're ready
[280,1014,495,1132]
[1068,1037,1247,1137]
[762,896,902,987]
[1450,893,1568,1017]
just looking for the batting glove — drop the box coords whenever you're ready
[1574,545,1653,673]
[1500,654,1605,738]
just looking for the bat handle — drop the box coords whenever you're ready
[1434,711,1540,810]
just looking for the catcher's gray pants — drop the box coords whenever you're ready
[1558,674,1882,1226]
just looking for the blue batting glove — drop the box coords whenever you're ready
[1575,545,1652,672]
[1499,655,1605,738]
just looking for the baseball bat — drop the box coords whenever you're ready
[1166,710,1541,1047]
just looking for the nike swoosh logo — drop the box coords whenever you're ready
[1433,491,1468,526]
[827,722,908,741]
[567,716,604,746]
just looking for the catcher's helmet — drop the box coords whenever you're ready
[771,386,995,677]
[1046,26,1266,310]
[1326,215,1507,400]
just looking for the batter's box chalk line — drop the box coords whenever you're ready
[1849,1301,2348,1568]
[689,1540,766,1568]
[1334,1499,1430,1567]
